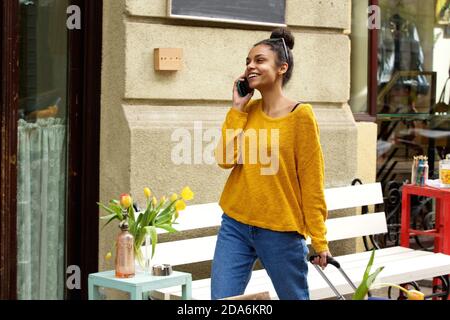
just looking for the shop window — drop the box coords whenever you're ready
[372,0,450,186]
[350,0,449,183]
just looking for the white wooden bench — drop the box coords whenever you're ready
[143,182,450,300]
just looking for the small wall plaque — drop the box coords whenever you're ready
[154,48,183,71]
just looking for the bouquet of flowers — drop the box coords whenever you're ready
[98,186,194,267]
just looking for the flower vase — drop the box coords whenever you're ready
[136,234,152,275]
[135,247,145,270]
[144,234,152,275]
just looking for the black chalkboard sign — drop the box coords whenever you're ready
[168,0,286,26]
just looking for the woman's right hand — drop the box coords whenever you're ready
[232,74,254,112]
[312,251,333,270]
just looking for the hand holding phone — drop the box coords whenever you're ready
[237,78,251,97]
[233,74,254,112]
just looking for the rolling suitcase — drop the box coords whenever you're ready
[308,255,358,300]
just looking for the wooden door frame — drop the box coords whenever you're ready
[0,0,20,300]
[66,0,102,300]
[353,0,378,122]
[0,0,102,300]
[367,0,379,120]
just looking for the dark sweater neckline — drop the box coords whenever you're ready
[257,100,304,121]
[290,102,302,113]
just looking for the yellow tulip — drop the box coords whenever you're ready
[160,196,167,204]
[181,186,194,201]
[105,252,112,261]
[170,193,178,202]
[152,196,158,206]
[407,290,425,300]
[120,194,132,209]
[175,200,186,212]
[372,283,425,300]
[144,187,152,199]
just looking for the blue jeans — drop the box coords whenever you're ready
[211,213,310,300]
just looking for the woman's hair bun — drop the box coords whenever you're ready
[270,27,295,50]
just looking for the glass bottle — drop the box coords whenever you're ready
[115,221,135,278]
[421,160,429,186]
[439,154,450,187]
[417,157,429,186]
[411,156,417,185]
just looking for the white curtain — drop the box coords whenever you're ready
[17,118,66,300]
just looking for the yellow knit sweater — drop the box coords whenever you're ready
[214,99,329,253]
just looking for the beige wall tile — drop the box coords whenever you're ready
[287,0,351,29]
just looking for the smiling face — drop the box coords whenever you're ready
[245,44,288,91]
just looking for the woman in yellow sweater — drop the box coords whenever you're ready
[212,27,332,300]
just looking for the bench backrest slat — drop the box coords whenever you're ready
[158,203,222,234]
[324,183,383,211]
[321,211,387,242]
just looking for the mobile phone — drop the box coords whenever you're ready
[237,79,252,97]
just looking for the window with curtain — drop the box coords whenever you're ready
[17,0,69,300]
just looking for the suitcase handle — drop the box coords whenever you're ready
[308,255,341,268]
[308,255,358,300]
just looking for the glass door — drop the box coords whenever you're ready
[16,0,69,300]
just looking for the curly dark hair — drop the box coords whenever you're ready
[253,27,295,87]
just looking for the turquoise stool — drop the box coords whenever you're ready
[88,270,192,300]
